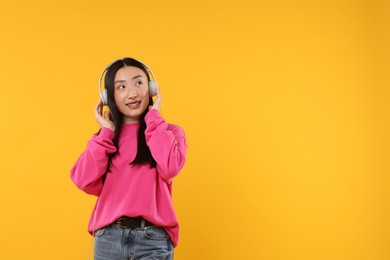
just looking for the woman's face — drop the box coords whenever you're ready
[113,66,150,124]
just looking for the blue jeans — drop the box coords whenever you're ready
[94,224,174,260]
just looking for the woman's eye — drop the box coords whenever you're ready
[135,81,143,87]
[118,85,125,89]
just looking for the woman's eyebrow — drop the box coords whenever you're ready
[132,75,144,80]
[114,75,144,84]
[114,80,126,84]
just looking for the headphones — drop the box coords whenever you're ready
[98,57,158,105]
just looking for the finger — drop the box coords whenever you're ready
[94,103,100,116]
[95,100,102,111]
[95,101,104,118]
[104,111,109,120]
[155,87,162,106]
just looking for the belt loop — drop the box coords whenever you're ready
[141,219,145,229]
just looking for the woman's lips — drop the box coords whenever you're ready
[126,101,141,108]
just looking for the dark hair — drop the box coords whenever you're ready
[103,57,156,168]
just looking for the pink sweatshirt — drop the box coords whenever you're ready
[70,109,187,247]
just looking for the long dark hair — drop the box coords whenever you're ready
[103,58,156,168]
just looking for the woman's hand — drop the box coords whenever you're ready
[95,100,115,132]
[149,86,162,112]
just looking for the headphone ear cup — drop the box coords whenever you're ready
[100,89,108,105]
[149,80,157,97]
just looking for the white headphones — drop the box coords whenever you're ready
[98,57,158,105]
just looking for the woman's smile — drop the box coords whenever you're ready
[126,100,141,109]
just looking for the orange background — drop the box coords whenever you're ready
[0,0,389,259]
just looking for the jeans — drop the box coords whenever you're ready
[94,224,174,260]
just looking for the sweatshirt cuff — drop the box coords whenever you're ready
[145,109,161,122]
[100,127,115,140]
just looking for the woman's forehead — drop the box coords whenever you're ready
[115,66,147,79]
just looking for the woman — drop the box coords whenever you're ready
[70,57,187,259]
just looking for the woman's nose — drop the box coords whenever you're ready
[127,87,137,99]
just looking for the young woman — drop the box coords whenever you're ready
[70,58,187,260]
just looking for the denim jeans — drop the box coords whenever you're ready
[94,224,174,260]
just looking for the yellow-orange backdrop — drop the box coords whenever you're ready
[0,0,389,259]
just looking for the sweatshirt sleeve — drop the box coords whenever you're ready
[70,127,117,196]
[145,109,188,183]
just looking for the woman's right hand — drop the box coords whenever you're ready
[95,100,115,132]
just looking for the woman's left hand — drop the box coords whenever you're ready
[149,86,162,112]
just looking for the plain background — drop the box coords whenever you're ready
[0,0,389,259]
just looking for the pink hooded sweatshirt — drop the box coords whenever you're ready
[70,109,187,247]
